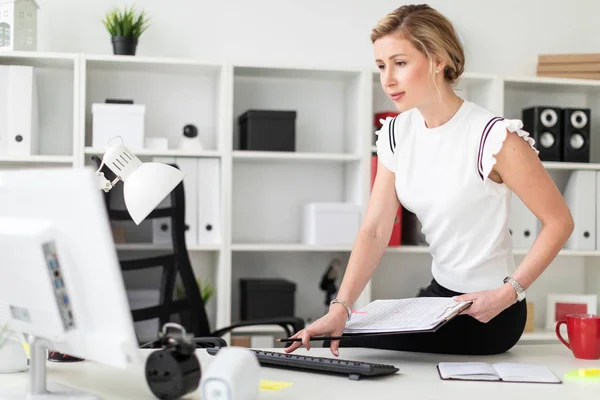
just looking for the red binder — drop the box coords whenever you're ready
[370,155,402,246]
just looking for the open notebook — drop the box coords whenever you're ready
[343,297,472,334]
[437,362,562,384]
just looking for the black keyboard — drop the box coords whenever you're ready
[205,348,399,380]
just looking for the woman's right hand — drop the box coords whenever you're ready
[284,306,348,356]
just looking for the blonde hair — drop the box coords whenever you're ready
[371,4,465,84]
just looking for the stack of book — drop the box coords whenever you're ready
[537,53,600,80]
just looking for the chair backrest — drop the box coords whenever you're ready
[91,156,212,342]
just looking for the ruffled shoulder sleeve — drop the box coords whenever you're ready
[478,118,539,196]
[375,115,399,172]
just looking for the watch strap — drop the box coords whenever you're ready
[504,276,525,301]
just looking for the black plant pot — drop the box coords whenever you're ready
[111,36,138,56]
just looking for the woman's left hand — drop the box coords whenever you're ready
[452,284,517,323]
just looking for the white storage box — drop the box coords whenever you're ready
[92,103,145,150]
[302,202,362,245]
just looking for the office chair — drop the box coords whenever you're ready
[91,156,305,347]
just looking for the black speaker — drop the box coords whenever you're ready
[522,106,562,161]
[562,108,591,163]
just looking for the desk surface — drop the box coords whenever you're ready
[0,344,598,399]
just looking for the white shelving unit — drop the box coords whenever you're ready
[0,51,80,164]
[3,50,600,345]
[0,155,73,164]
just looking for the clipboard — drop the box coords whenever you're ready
[277,300,472,343]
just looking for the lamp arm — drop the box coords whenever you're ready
[95,160,121,193]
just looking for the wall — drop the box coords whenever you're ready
[37,0,600,76]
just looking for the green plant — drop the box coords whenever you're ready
[176,278,215,304]
[102,5,150,38]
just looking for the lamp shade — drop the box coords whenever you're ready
[124,162,185,225]
[100,142,185,225]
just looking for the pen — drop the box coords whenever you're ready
[275,336,353,343]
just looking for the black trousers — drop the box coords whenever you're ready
[337,279,527,355]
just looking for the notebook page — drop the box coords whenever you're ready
[438,362,499,380]
[344,298,470,333]
[493,363,561,383]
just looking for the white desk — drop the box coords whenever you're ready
[0,344,598,399]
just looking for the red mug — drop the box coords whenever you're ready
[556,314,600,360]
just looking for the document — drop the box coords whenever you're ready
[437,362,562,384]
[343,297,471,334]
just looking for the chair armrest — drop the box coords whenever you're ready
[211,316,305,338]
[190,337,228,349]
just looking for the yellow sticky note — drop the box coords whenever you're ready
[259,380,293,391]
[565,368,600,382]
[21,342,30,359]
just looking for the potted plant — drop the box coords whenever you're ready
[102,5,150,56]
[176,278,215,305]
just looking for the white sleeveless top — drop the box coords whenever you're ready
[375,100,539,293]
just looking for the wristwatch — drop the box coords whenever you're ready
[503,276,526,302]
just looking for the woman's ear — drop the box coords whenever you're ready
[434,59,447,74]
[433,58,448,74]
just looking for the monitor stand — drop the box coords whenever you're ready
[0,336,98,399]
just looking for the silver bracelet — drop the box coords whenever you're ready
[330,298,352,321]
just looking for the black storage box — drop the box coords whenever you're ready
[240,278,296,320]
[238,110,296,151]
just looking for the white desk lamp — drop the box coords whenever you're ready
[95,137,185,225]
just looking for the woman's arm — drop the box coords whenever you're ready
[284,160,402,355]
[330,160,400,313]
[491,130,574,292]
[455,130,574,323]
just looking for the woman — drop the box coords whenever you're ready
[285,4,574,356]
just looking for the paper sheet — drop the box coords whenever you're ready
[493,363,561,383]
[344,297,470,333]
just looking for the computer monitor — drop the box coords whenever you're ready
[0,167,141,399]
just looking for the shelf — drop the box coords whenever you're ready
[519,330,558,343]
[0,51,77,69]
[383,245,600,257]
[84,54,222,75]
[0,155,73,164]
[115,243,221,251]
[542,161,600,171]
[514,248,600,257]
[85,147,221,158]
[232,151,361,162]
[230,244,600,256]
[503,75,600,92]
[385,245,431,254]
[232,243,353,252]
[234,63,361,80]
